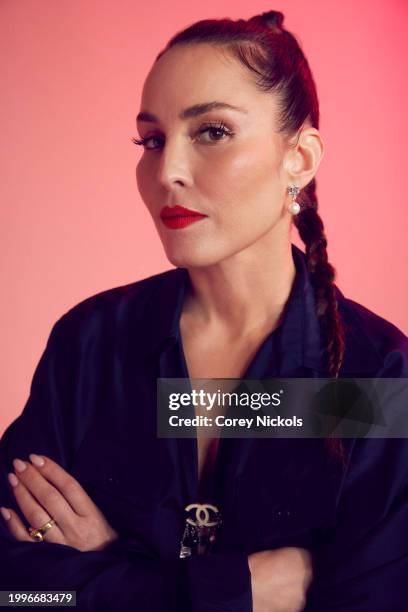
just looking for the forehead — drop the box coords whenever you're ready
[139,43,274,120]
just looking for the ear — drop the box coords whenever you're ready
[282,126,324,188]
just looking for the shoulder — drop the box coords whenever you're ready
[47,267,181,341]
[335,287,408,376]
[341,293,408,356]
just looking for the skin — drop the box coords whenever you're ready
[136,43,324,340]
[1,42,323,611]
[135,43,322,611]
[1,455,117,551]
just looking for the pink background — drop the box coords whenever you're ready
[1,0,407,436]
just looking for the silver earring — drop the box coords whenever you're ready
[287,185,301,215]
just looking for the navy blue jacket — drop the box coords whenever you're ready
[1,244,408,611]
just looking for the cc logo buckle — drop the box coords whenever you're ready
[185,503,220,527]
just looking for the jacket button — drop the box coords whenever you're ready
[276,508,292,517]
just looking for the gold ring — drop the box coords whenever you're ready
[28,518,57,542]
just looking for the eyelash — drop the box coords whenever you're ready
[131,122,234,150]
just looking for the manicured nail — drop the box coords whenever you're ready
[13,459,27,473]
[8,473,19,487]
[0,507,11,521]
[29,454,45,467]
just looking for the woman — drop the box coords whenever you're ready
[1,10,408,611]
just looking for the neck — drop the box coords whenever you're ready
[182,236,296,340]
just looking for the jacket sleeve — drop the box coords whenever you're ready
[0,316,253,612]
[305,350,408,612]
[0,317,187,611]
[185,554,253,612]
[305,437,408,612]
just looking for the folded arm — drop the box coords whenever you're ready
[0,317,253,611]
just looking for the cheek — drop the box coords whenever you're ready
[135,157,154,207]
[202,145,283,224]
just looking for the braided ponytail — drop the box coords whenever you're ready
[295,180,346,461]
[158,10,347,462]
[295,179,345,379]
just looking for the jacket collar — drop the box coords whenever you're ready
[142,243,383,376]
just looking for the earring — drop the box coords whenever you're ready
[287,185,301,215]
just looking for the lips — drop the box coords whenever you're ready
[160,204,208,230]
[160,205,207,219]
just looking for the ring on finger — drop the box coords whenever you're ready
[28,518,57,542]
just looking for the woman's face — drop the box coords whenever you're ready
[135,43,293,268]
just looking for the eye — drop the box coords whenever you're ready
[195,122,234,144]
[131,121,234,151]
[131,135,163,150]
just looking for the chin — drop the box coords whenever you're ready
[163,244,225,269]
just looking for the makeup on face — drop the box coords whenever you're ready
[160,204,208,229]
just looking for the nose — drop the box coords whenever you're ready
[157,135,193,190]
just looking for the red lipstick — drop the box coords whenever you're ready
[160,205,208,230]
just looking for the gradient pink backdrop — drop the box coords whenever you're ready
[1,0,407,435]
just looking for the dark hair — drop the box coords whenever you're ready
[156,11,346,462]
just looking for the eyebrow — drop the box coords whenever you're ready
[136,101,248,123]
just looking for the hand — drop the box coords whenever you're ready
[248,547,313,612]
[1,454,118,552]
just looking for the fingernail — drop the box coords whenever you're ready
[29,454,45,467]
[0,507,11,521]
[8,473,19,487]
[13,459,27,473]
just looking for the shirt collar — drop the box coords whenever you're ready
[142,243,383,375]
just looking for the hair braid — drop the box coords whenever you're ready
[295,178,346,461]
[294,179,345,378]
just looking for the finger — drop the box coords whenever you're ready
[12,458,79,534]
[7,471,65,545]
[1,506,32,542]
[27,454,97,517]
